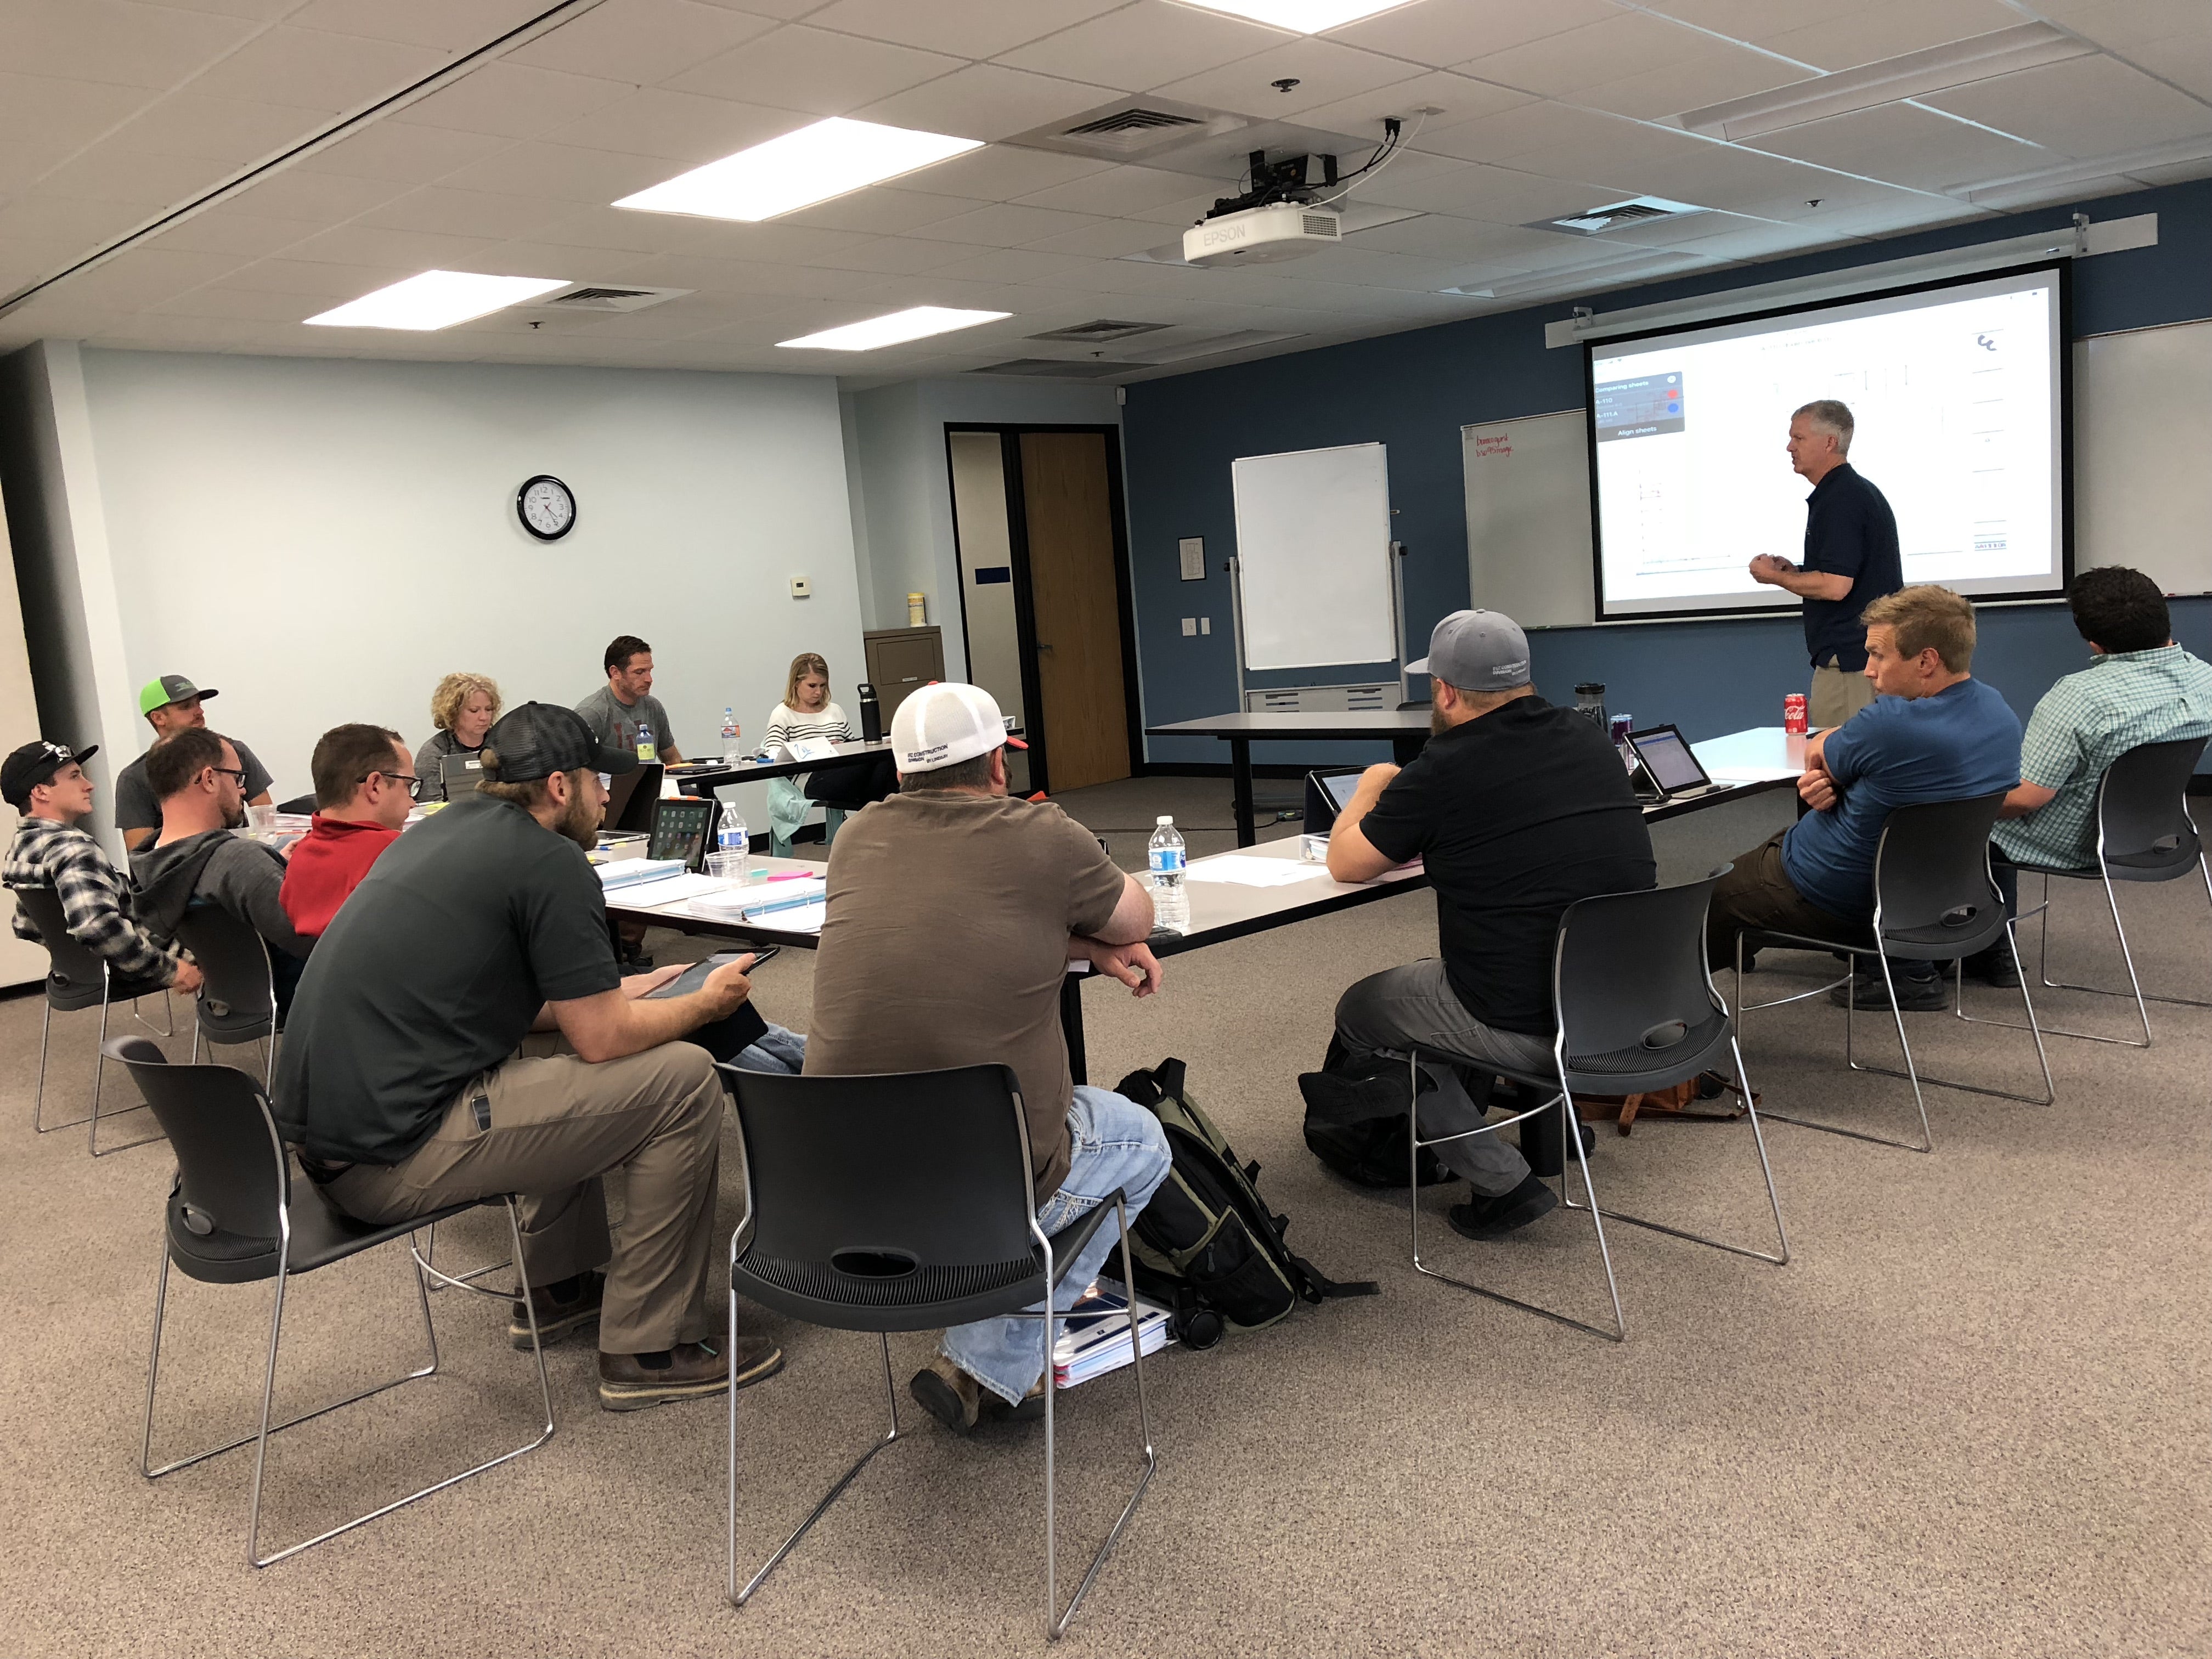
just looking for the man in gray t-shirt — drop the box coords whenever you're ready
[115,673,273,850]
[575,634,682,764]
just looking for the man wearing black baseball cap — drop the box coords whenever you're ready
[1307,611,1656,1242]
[113,674,273,852]
[4,739,200,997]
[274,702,784,1411]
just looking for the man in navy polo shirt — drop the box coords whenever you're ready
[1747,399,1904,729]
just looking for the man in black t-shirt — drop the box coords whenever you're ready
[1322,611,1655,1242]
[274,703,783,1413]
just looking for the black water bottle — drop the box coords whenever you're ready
[857,681,882,742]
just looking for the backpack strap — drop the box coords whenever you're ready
[1290,1255,1380,1300]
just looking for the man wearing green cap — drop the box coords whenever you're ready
[113,674,273,851]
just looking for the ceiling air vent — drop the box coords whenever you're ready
[1528,197,1708,237]
[1066,108,1204,141]
[529,284,693,312]
[1027,319,1169,342]
[968,359,1146,380]
[1006,97,1250,163]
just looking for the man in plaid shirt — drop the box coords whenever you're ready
[1995,567,2212,875]
[4,741,200,995]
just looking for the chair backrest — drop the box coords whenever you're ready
[172,904,275,1038]
[13,885,108,1002]
[275,792,317,816]
[2094,735,2209,877]
[1554,871,1726,1090]
[104,1035,289,1238]
[1871,792,2009,959]
[720,1064,1045,1324]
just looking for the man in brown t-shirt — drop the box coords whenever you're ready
[805,682,1173,1432]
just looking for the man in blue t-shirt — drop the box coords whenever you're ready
[1708,585,2022,1010]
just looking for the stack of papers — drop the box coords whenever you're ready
[596,859,687,890]
[687,874,828,932]
[1183,855,1331,889]
[1053,1284,1175,1390]
[613,871,725,906]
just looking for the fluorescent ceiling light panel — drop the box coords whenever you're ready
[1677,23,2096,142]
[1170,1,1422,30]
[778,306,1011,351]
[304,271,569,330]
[615,118,982,222]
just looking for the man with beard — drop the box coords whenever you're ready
[273,703,785,1412]
[1312,611,1656,1242]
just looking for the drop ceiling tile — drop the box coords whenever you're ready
[1354,160,1613,223]
[509,0,781,83]
[663,25,965,112]
[275,222,506,270]
[1267,246,1459,291]
[185,25,455,113]
[780,187,993,234]
[2151,36,2212,102]
[792,234,991,274]
[1745,104,2047,194]
[394,63,638,141]
[436,141,683,202]
[145,209,324,258]
[98,94,328,166]
[996,2,1283,94]
[1490,122,1716,189]
[2038,1,2212,52]
[147,283,368,321]
[1750,0,2044,75]
[898,144,1116,202]
[12,1,261,90]
[1126,189,1235,225]
[1413,98,1646,164]
[50,247,258,309]
[0,196,161,246]
[603,251,881,295]
[1347,212,1580,262]
[217,256,417,296]
[1295,69,1534,140]
[1575,49,1814,123]
[1150,37,1426,120]
[805,0,1124,60]
[1638,1,1835,40]
[1458,13,1758,97]
[1011,163,1225,215]
[24,148,238,210]
[923,247,1103,285]
[907,202,1109,246]
[287,0,555,51]
[1329,0,1625,70]
[1922,55,2212,159]
[0,73,160,169]
[226,166,416,222]
[355,184,588,240]
[293,121,516,184]
[856,63,1124,142]
[537,87,800,161]
[533,204,724,252]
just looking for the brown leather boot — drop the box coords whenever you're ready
[597,1338,783,1412]
[508,1271,605,1351]
[909,1355,1046,1434]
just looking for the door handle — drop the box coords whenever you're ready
[1035,642,1054,651]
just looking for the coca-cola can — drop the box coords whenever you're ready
[1784,693,1809,735]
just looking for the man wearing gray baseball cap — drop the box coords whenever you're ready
[1310,610,1656,1240]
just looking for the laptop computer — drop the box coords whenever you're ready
[601,763,662,835]
[1623,725,1718,801]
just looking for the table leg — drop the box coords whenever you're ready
[1060,968,1088,1085]
[1231,737,1256,848]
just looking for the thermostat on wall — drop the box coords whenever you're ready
[789,576,811,599]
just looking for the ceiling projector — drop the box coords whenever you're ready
[1182,201,1344,266]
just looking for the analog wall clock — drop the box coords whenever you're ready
[516,474,577,541]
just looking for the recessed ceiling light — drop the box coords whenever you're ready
[1168,1,1424,32]
[615,117,983,222]
[777,306,1012,351]
[304,271,569,330]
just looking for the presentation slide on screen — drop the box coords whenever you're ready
[1590,269,2064,618]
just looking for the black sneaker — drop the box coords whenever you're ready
[1962,945,2022,988]
[1447,1173,1559,1240]
[1829,966,1946,1012]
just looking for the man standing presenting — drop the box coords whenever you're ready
[577,635,683,764]
[114,675,274,851]
[1748,400,1903,730]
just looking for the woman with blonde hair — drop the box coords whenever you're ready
[414,672,501,803]
[765,652,853,856]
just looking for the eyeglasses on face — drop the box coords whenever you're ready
[366,770,423,800]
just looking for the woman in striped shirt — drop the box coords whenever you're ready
[765,652,854,856]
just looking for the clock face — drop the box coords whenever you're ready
[517,475,576,540]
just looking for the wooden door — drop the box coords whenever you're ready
[1020,431,1130,792]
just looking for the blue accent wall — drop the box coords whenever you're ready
[1126,177,2212,769]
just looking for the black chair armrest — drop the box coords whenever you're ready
[1045,1188,1127,1291]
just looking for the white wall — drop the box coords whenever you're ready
[36,348,864,834]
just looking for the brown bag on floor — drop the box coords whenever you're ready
[1573,1070,1754,1136]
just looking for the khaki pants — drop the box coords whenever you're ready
[329,1043,723,1354]
[1809,658,1876,729]
[1707,831,1863,969]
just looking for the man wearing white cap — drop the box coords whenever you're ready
[1315,611,1656,1241]
[804,682,1173,1434]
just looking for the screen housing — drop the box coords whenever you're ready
[1583,260,2074,624]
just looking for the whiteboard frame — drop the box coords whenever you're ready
[1229,441,1403,683]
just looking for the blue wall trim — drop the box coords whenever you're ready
[1126,177,2212,768]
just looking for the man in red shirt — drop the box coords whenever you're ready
[281,724,417,937]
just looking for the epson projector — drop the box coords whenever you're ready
[1182,202,1343,266]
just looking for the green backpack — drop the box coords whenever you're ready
[1113,1058,1378,1345]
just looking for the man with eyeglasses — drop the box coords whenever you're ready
[131,726,313,1009]
[114,674,274,852]
[280,724,419,938]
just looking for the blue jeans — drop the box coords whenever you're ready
[729,1023,806,1075]
[941,1086,1173,1407]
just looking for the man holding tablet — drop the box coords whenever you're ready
[1747,400,1903,729]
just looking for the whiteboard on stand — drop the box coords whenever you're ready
[2074,320,2212,595]
[1462,410,1594,629]
[1231,441,1397,670]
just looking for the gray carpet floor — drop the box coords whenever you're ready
[2,780,2204,1657]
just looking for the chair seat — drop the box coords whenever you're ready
[733,1198,1116,1335]
[1745,918,2002,962]
[195,997,276,1043]
[166,1168,481,1286]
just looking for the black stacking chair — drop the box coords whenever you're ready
[1737,792,2053,1154]
[1971,735,2211,1047]
[1403,870,1788,1344]
[275,793,318,815]
[173,905,280,1086]
[718,1063,1155,1641]
[15,885,172,1154]
[107,1037,553,1567]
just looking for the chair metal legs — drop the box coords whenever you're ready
[729,1200,1156,1640]
[143,1198,553,1567]
[1404,1052,1627,1343]
[1968,865,2212,1047]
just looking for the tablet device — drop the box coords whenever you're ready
[644,950,773,1064]
[1624,725,1714,798]
[647,796,715,871]
[601,763,663,834]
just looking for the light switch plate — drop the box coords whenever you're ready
[789,576,811,599]
[1200,617,1211,634]
[1181,617,1198,636]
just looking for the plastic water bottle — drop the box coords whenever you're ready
[1147,815,1189,933]
[718,800,747,857]
[635,720,656,763]
[721,707,741,764]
